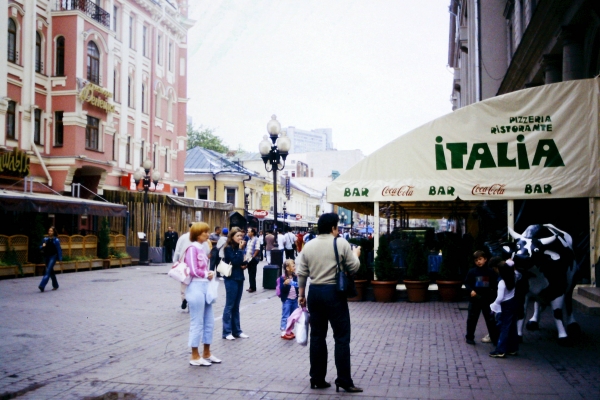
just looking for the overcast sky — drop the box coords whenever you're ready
[186,0,454,156]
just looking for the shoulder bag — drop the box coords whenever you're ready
[334,238,357,298]
[168,246,192,285]
[216,249,232,277]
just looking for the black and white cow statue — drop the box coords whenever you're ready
[502,224,580,345]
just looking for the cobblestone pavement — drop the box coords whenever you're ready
[1,262,599,399]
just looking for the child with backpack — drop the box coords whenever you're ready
[277,259,299,339]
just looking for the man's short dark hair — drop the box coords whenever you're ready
[317,213,339,234]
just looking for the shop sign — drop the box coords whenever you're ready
[253,209,268,218]
[285,176,290,199]
[295,214,302,220]
[471,184,506,196]
[78,82,115,113]
[263,184,273,192]
[382,185,414,197]
[0,148,30,177]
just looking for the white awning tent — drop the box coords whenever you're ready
[327,79,600,284]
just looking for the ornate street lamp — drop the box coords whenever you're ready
[133,159,161,265]
[258,115,291,236]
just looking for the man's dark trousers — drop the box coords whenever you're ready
[307,284,354,387]
[164,246,174,263]
[466,296,498,343]
[247,257,259,291]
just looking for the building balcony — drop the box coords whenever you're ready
[54,0,110,28]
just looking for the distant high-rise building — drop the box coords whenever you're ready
[283,127,334,153]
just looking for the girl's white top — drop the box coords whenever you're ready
[490,279,515,314]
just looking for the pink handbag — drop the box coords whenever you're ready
[168,247,192,285]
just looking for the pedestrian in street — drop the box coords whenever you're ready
[38,226,62,292]
[258,230,264,261]
[283,227,295,260]
[174,224,210,310]
[464,250,499,345]
[163,226,179,263]
[489,260,519,358]
[184,222,221,366]
[296,213,363,393]
[222,227,250,340]
[245,227,260,293]
[296,230,304,253]
[264,230,275,264]
[278,259,298,339]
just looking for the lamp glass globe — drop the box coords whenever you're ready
[142,159,153,171]
[151,170,161,182]
[259,136,271,156]
[277,134,291,153]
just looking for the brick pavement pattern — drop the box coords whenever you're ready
[1,262,599,399]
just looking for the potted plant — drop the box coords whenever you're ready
[347,238,369,302]
[403,239,430,302]
[372,235,400,302]
[436,233,464,302]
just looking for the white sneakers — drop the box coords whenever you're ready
[189,354,221,366]
[482,334,492,343]
[224,334,236,340]
[236,333,249,339]
[224,333,249,339]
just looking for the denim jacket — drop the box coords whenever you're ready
[223,246,246,281]
[40,237,63,261]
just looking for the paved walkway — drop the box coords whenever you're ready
[1,261,599,399]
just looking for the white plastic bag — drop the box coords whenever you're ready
[206,278,219,304]
[168,261,191,285]
[295,307,310,346]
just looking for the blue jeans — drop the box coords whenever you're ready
[39,255,59,290]
[495,296,519,354]
[307,284,353,387]
[280,297,299,330]
[186,280,214,347]
[222,278,244,337]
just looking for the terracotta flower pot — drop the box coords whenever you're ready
[372,280,397,302]
[404,280,430,302]
[347,279,367,302]
[436,280,463,302]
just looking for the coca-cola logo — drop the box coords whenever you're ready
[253,210,268,218]
[472,184,506,195]
[381,186,414,197]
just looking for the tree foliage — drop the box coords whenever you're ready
[187,123,229,153]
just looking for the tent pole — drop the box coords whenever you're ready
[507,200,514,240]
[374,201,380,280]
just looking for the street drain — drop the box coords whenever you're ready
[90,279,121,283]
[84,392,139,400]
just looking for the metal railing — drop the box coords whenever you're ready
[55,0,110,28]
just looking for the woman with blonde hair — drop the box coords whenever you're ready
[221,227,249,340]
[185,222,221,366]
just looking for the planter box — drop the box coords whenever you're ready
[108,258,121,267]
[91,259,104,270]
[75,260,92,271]
[120,257,132,267]
[58,261,77,273]
[35,264,46,276]
[0,265,17,278]
[21,263,35,276]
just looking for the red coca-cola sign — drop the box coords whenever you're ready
[295,214,302,220]
[381,185,414,197]
[253,210,268,218]
[472,184,506,196]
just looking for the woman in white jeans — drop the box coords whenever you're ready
[185,222,221,366]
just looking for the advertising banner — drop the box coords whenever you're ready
[327,79,600,203]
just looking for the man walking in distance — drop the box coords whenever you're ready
[264,230,275,264]
[283,227,296,260]
[164,226,179,263]
[245,228,260,292]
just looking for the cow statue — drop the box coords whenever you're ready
[502,224,580,345]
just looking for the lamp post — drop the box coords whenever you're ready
[133,159,161,265]
[258,115,291,236]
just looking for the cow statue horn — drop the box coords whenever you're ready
[508,227,521,240]
[539,236,556,245]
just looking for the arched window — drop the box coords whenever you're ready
[87,41,100,84]
[35,32,42,73]
[56,36,65,76]
[8,19,17,63]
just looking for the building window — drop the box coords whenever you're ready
[113,69,118,102]
[126,136,131,163]
[140,140,144,165]
[142,25,148,57]
[168,42,173,71]
[226,188,236,205]
[34,109,42,145]
[8,18,17,63]
[153,144,157,168]
[129,15,134,49]
[56,37,65,76]
[6,101,16,139]
[35,32,42,73]
[128,76,133,108]
[112,133,117,161]
[86,115,99,150]
[87,42,100,84]
[141,83,146,113]
[165,148,169,172]
[113,6,118,32]
[157,34,162,65]
[197,188,208,200]
[54,111,63,146]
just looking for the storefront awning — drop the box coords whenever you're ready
[166,195,234,211]
[0,190,128,217]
